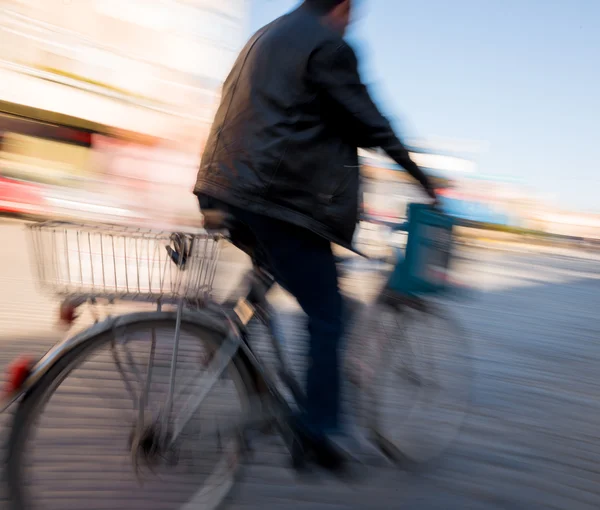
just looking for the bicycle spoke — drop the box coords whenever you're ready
[170,332,241,446]
[162,303,184,436]
[107,325,165,429]
[121,340,146,388]
[171,350,216,405]
[111,337,140,411]
[391,311,421,384]
[65,374,136,424]
[136,328,157,435]
[421,316,440,390]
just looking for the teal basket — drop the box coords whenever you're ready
[386,203,455,296]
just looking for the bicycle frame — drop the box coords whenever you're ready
[165,263,312,446]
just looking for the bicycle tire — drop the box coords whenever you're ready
[363,300,473,465]
[5,312,256,510]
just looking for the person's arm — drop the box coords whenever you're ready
[309,40,436,200]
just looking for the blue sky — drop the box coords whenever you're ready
[249,1,599,212]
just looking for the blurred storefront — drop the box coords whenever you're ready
[358,143,560,232]
[359,146,476,223]
[0,0,249,222]
[3,3,593,238]
[0,0,247,136]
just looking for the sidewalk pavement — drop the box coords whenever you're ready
[0,221,599,509]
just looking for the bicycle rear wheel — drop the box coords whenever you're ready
[357,298,472,464]
[6,313,254,510]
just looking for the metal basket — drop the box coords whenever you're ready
[27,221,223,303]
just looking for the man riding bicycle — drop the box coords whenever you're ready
[194,0,436,472]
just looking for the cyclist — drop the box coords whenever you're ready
[194,0,437,472]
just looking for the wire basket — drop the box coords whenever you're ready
[27,221,224,303]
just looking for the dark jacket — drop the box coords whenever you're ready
[195,4,433,250]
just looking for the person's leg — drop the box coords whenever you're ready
[232,212,344,437]
[195,196,343,436]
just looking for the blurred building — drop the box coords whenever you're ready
[528,208,600,240]
[0,0,249,222]
[1,4,597,237]
[359,141,569,233]
[359,143,479,223]
[0,0,247,138]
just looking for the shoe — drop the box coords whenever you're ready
[288,419,350,476]
[310,435,348,472]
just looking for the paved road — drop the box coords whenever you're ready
[0,220,599,509]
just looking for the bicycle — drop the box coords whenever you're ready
[2,204,472,509]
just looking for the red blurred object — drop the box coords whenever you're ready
[4,356,34,396]
[59,303,77,325]
[59,297,86,326]
[56,127,92,146]
[0,176,45,215]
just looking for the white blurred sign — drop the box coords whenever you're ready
[410,153,476,174]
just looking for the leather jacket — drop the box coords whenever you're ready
[195,4,434,250]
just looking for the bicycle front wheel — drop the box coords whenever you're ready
[6,313,254,510]
[362,299,473,464]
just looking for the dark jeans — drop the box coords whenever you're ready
[197,195,343,436]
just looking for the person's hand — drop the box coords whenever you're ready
[425,185,439,208]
